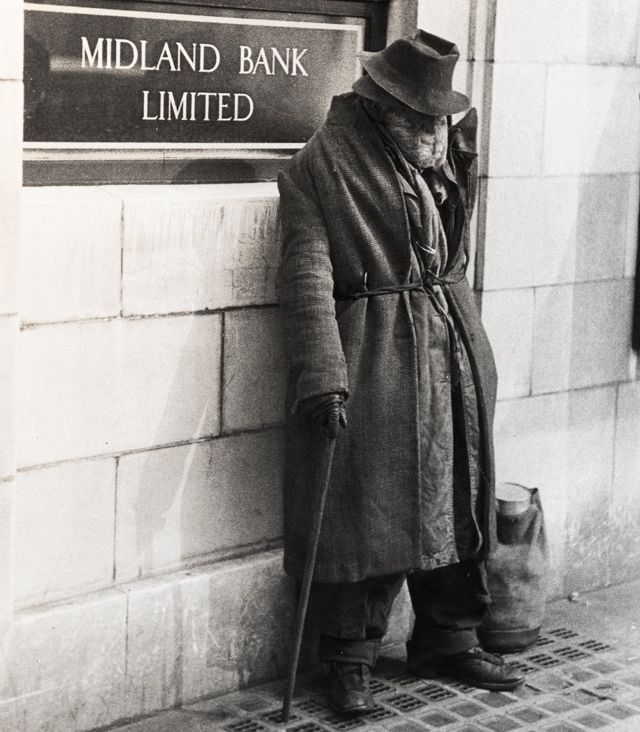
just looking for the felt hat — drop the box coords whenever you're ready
[352,30,470,116]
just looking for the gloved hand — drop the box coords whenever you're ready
[299,393,347,439]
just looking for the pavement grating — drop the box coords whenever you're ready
[111,582,640,732]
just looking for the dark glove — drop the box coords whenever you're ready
[300,393,347,439]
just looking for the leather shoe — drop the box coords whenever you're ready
[411,646,524,691]
[327,662,375,715]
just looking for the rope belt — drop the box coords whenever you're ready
[335,280,461,387]
[335,282,425,300]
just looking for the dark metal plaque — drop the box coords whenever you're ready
[24,2,364,153]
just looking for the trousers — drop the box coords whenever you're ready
[310,559,490,666]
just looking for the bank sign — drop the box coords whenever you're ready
[24,3,364,150]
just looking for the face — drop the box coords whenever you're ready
[383,107,448,170]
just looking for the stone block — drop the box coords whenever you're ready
[625,174,639,279]
[0,481,14,631]
[543,65,640,176]
[0,184,18,316]
[532,285,574,395]
[611,382,640,584]
[494,392,569,596]
[486,63,546,177]
[17,315,221,467]
[534,280,633,394]
[0,81,21,316]
[417,0,470,61]
[20,188,122,323]
[177,551,295,703]
[460,174,630,292]
[222,308,287,432]
[483,177,579,290]
[118,183,280,315]
[123,580,180,718]
[0,82,22,190]
[574,175,629,282]
[0,316,16,479]
[115,430,284,581]
[17,321,118,466]
[572,280,632,389]
[14,459,116,607]
[0,2,23,80]
[494,0,638,64]
[481,288,534,400]
[564,387,616,593]
[0,588,127,731]
[116,315,222,453]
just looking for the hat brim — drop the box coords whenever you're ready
[356,51,470,116]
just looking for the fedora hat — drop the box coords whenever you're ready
[352,30,469,116]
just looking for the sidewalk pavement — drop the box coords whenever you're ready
[104,580,640,732]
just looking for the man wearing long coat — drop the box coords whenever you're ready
[277,31,523,715]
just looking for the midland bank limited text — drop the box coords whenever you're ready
[81,37,309,122]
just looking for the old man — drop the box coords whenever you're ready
[277,31,523,715]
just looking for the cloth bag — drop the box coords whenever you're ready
[478,485,549,653]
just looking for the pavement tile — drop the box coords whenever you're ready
[111,583,640,732]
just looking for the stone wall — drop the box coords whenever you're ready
[2,1,640,729]
[15,184,285,607]
[0,0,22,634]
[478,0,640,597]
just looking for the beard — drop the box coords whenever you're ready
[383,108,448,170]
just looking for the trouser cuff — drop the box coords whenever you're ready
[408,627,478,659]
[318,635,380,667]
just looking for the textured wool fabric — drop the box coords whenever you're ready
[277,93,497,583]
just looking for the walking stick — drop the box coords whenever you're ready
[281,433,337,722]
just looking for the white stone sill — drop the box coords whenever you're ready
[102,181,279,202]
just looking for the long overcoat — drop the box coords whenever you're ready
[277,93,497,584]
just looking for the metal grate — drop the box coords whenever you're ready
[579,639,612,653]
[510,659,538,674]
[527,652,563,668]
[413,682,456,702]
[261,709,300,726]
[362,703,398,722]
[141,629,640,732]
[445,679,477,693]
[535,635,557,648]
[384,693,427,712]
[224,720,270,732]
[554,645,591,661]
[294,699,326,716]
[368,677,394,695]
[548,627,581,639]
[386,673,425,687]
